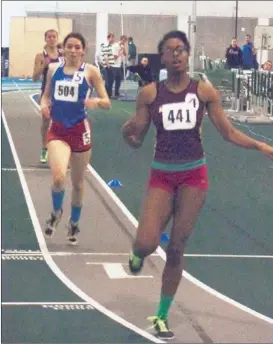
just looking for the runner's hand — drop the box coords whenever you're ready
[126,134,142,148]
[258,142,273,159]
[122,119,137,136]
[40,104,50,119]
[84,98,100,109]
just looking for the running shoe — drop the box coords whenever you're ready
[67,220,80,245]
[129,251,144,274]
[45,209,63,237]
[40,148,48,163]
[148,316,174,340]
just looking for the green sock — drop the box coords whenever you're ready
[156,294,174,320]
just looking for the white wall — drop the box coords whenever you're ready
[24,1,273,17]
[9,17,72,77]
[2,1,273,46]
[96,13,108,52]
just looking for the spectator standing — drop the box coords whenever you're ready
[109,35,127,98]
[95,43,105,79]
[225,38,242,69]
[101,33,115,97]
[127,37,137,66]
[241,34,254,69]
[101,34,127,98]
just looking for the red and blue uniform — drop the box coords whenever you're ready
[46,62,92,152]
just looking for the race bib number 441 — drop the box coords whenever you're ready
[162,93,199,130]
[54,80,79,102]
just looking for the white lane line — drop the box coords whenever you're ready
[1,251,273,259]
[2,251,160,257]
[90,262,154,279]
[185,254,273,259]
[2,168,50,172]
[2,167,88,172]
[2,302,92,306]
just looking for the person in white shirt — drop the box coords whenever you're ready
[95,43,104,67]
[111,35,127,98]
[101,33,116,97]
[95,43,105,79]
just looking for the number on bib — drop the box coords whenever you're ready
[176,109,183,122]
[72,72,84,84]
[168,110,175,123]
[162,94,199,130]
[54,80,79,102]
[82,131,91,145]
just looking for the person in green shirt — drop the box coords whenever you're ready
[127,37,137,66]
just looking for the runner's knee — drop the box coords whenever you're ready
[165,236,190,268]
[135,230,160,256]
[52,171,66,190]
[166,246,182,267]
[72,180,84,193]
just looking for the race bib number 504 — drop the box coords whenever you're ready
[162,93,199,130]
[54,80,79,102]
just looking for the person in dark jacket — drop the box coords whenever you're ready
[126,56,153,87]
[225,38,242,69]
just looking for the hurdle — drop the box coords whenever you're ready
[251,69,273,117]
[227,69,273,124]
[228,69,252,113]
